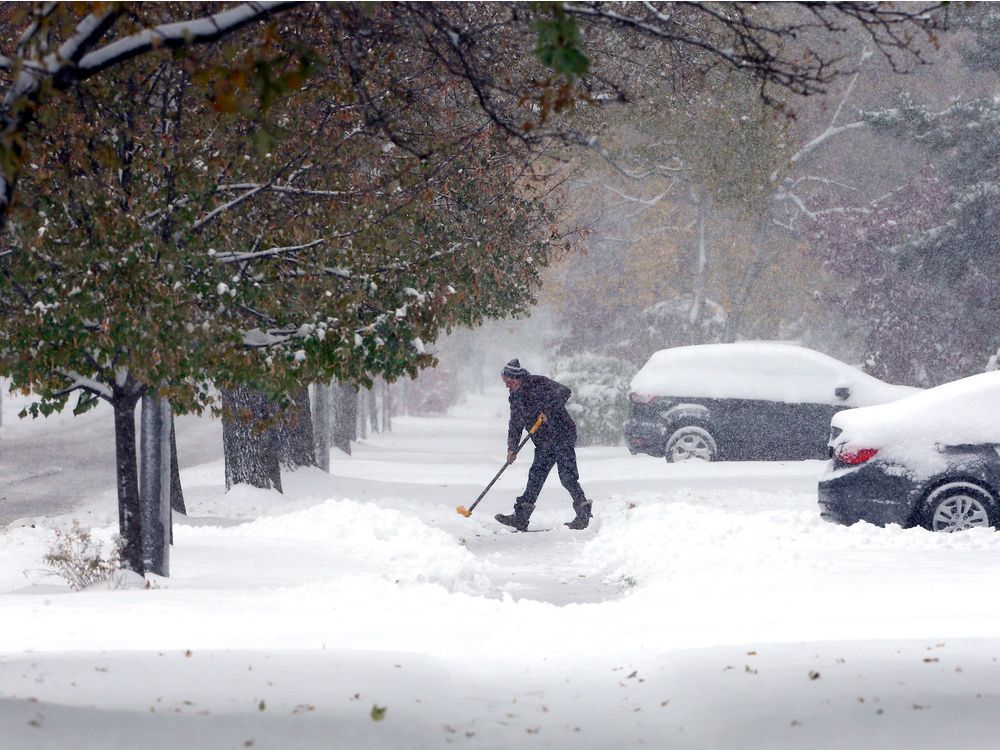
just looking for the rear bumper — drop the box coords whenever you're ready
[624,417,666,457]
[818,461,918,527]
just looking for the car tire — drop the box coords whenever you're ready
[665,424,718,463]
[922,482,999,532]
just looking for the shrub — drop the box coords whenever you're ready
[43,522,127,590]
[553,353,637,446]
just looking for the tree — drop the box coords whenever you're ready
[540,64,799,361]
[809,170,991,385]
[311,380,332,472]
[0,6,559,573]
[331,382,357,456]
[802,8,1000,381]
[222,384,282,492]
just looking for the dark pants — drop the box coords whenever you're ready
[515,439,590,521]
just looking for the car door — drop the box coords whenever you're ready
[712,396,771,460]
[750,353,843,460]
[776,400,838,459]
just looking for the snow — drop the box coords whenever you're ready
[629,342,919,406]
[76,3,290,74]
[830,370,1000,475]
[3,387,1000,748]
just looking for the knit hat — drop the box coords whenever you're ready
[501,358,529,379]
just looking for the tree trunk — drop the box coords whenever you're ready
[357,387,368,440]
[369,385,380,434]
[383,379,391,432]
[170,413,186,515]
[689,191,709,341]
[279,386,316,469]
[113,395,144,574]
[724,218,774,343]
[221,384,282,493]
[139,394,171,577]
[395,380,407,417]
[312,381,332,472]
[332,381,357,455]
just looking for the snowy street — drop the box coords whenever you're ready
[3,389,1000,748]
[0,401,223,527]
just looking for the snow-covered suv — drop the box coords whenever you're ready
[624,343,917,462]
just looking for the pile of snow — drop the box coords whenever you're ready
[584,493,1000,592]
[206,497,490,591]
[831,370,1000,475]
[629,343,917,406]
[579,491,1000,645]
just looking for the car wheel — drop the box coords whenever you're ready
[665,425,718,463]
[922,482,999,532]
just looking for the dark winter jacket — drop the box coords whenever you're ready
[507,375,577,451]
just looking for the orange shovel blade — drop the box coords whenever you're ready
[456,505,472,517]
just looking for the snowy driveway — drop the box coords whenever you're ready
[3,390,1000,748]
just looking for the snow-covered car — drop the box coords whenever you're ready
[819,371,1000,532]
[624,343,918,462]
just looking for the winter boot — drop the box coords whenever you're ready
[565,499,593,530]
[495,512,529,531]
[496,499,533,531]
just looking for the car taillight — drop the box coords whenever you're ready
[629,392,656,404]
[836,447,878,465]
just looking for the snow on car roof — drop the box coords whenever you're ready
[629,342,916,406]
[831,371,1000,466]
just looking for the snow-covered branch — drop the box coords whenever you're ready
[56,370,114,401]
[601,184,673,207]
[192,183,270,232]
[216,183,345,198]
[242,327,294,349]
[789,120,866,168]
[75,3,299,78]
[0,2,298,228]
[214,238,325,264]
[788,49,871,169]
[564,130,686,181]
[770,48,873,228]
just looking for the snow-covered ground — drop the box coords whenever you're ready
[3,387,1000,748]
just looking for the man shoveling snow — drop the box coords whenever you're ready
[496,358,593,531]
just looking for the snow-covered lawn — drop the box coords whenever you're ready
[3,389,1000,748]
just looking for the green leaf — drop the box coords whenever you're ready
[532,11,589,79]
[252,127,274,156]
[73,391,99,416]
[370,704,387,721]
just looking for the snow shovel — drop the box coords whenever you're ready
[456,413,546,518]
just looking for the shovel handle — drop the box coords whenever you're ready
[456,413,547,518]
[529,413,546,434]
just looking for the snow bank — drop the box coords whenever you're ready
[204,497,490,591]
[578,491,1000,647]
[585,492,1000,589]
